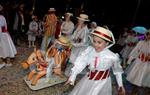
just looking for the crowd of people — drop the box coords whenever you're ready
[0,3,150,95]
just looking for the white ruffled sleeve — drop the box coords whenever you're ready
[68,46,92,85]
[112,53,124,87]
[0,28,2,42]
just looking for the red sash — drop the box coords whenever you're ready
[1,26,7,32]
[88,69,109,80]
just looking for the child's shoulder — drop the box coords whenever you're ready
[103,49,119,58]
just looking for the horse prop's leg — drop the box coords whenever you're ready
[31,70,46,86]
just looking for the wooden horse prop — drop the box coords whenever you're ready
[21,48,48,86]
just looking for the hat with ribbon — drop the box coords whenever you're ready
[90,26,115,48]
[91,26,115,45]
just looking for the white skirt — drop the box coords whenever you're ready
[120,46,135,59]
[126,59,150,87]
[0,33,17,58]
[69,75,112,95]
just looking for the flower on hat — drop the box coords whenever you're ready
[77,14,89,21]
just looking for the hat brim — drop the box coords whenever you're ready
[55,39,70,46]
[77,17,89,21]
[48,9,56,12]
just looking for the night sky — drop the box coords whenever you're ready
[32,0,150,28]
[1,0,150,28]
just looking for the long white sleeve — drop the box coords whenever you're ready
[112,54,124,87]
[69,47,92,84]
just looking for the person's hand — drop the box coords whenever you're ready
[127,59,132,65]
[118,86,125,95]
[64,79,73,86]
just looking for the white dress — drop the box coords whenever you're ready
[120,35,138,59]
[126,41,150,87]
[69,26,89,63]
[68,46,124,95]
[60,21,74,38]
[0,15,17,58]
[27,21,38,41]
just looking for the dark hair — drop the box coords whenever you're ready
[0,11,3,15]
[145,31,150,40]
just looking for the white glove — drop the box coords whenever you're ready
[72,43,77,47]
[127,57,134,65]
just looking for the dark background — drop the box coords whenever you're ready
[1,0,150,28]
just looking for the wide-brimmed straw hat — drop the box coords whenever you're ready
[65,12,73,17]
[55,36,71,47]
[91,26,115,43]
[31,15,37,19]
[48,8,56,12]
[0,5,3,11]
[77,14,89,21]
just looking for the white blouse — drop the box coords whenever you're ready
[69,46,124,87]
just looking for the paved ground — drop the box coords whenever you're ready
[0,45,149,95]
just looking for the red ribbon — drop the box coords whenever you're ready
[94,31,112,41]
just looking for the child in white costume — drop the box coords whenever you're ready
[120,30,138,68]
[69,14,90,64]
[126,30,150,88]
[65,26,125,95]
[27,15,38,48]
[66,14,90,76]
[0,5,17,68]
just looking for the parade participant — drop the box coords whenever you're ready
[45,36,71,82]
[0,5,17,69]
[27,15,38,48]
[66,14,90,76]
[120,30,138,68]
[89,21,97,33]
[126,30,150,94]
[12,4,26,45]
[37,18,44,47]
[65,26,125,95]
[59,12,74,38]
[116,27,128,53]
[41,8,57,53]
[69,14,90,64]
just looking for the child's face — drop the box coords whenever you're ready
[92,36,108,52]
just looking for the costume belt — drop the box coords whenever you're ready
[88,69,109,80]
[138,53,150,62]
[1,26,7,32]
